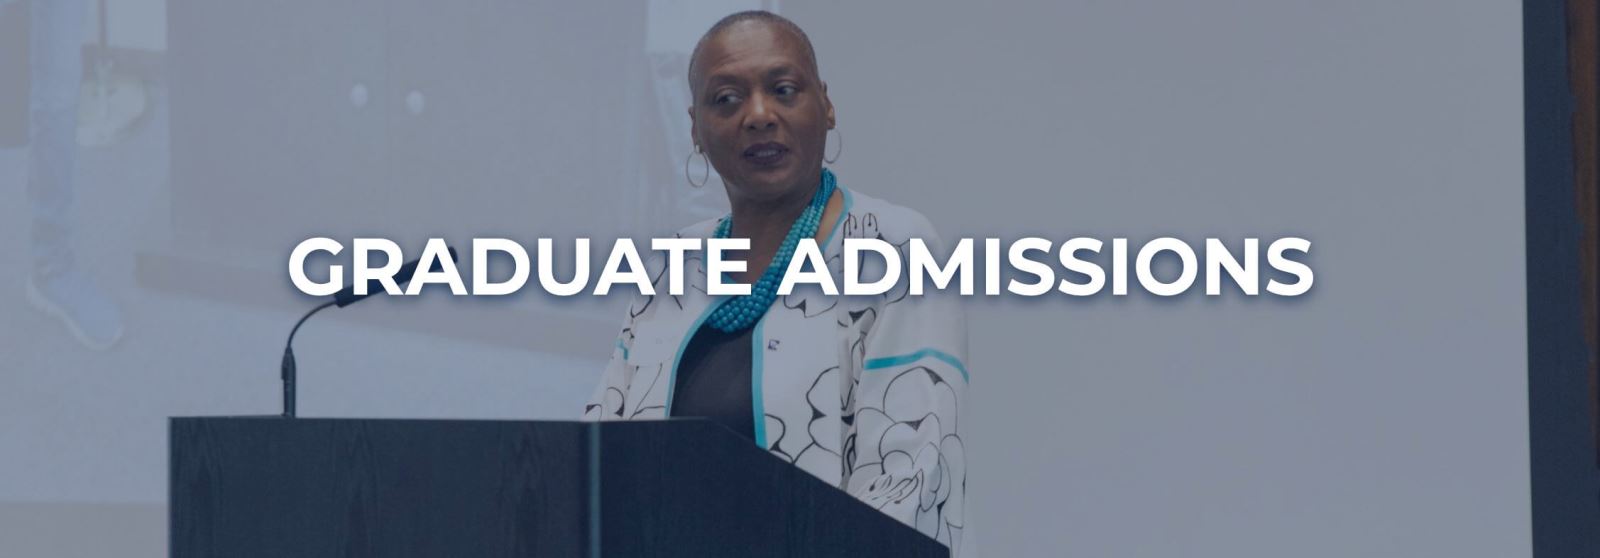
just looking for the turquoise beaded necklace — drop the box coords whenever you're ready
[706,168,837,333]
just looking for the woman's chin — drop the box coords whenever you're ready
[724,156,830,200]
[738,155,796,179]
[727,169,796,193]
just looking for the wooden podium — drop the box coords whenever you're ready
[170,417,946,557]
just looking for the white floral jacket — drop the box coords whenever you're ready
[582,186,971,555]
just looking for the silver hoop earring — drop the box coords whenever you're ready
[685,146,710,188]
[825,128,843,164]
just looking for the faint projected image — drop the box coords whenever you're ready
[77,0,151,148]
[16,0,124,351]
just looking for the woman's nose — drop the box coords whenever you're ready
[742,94,778,131]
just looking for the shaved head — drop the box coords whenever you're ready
[688,11,819,98]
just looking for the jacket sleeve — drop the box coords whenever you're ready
[842,216,970,554]
[581,296,641,421]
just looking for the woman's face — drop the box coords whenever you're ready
[689,21,834,204]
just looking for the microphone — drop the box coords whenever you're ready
[280,247,457,418]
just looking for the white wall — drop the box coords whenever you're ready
[786,1,1528,556]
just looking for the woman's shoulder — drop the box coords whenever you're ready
[836,188,944,245]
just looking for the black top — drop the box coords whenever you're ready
[669,324,755,441]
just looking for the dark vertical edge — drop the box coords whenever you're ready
[1561,0,1600,467]
[587,422,602,558]
[1570,0,1600,469]
[1527,0,1600,555]
[168,418,176,558]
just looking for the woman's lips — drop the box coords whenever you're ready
[743,142,790,167]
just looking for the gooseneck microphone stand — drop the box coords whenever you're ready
[282,300,337,418]
[277,246,455,419]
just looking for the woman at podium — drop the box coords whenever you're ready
[583,11,969,555]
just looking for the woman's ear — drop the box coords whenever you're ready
[823,81,836,129]
[686,106,699,146]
